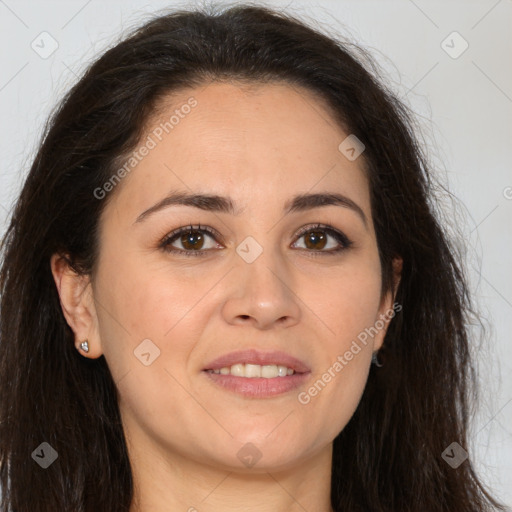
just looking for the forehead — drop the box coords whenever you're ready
[104,81,370,221]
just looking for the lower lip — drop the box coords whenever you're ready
[202,370,310,398]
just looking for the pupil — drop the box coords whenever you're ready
[182,231,203,250]
[306,231,326,250]
[179,230,328,251]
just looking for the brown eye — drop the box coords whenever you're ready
[303,230,328,250]
[179,230,206,251]
[160,224,222,257]
[292,224,353,254]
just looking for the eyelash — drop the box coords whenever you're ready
[159,223,353,258]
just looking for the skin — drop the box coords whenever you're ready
[51,81,401,512]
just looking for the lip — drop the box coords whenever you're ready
[203,371,310,398]
[202,349,311,373]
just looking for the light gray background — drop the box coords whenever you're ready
[0,0,510,506]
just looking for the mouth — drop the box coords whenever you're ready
[204,363,298,378]
[202,349,311,398]
[203,348,310,374]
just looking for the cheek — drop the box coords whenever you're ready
[303,260,383,349]
[94,249,219,381]
[97,246,202,334]
[296,258,382,431]
[93,256,206,436]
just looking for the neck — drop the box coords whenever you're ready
[127,436,334,512]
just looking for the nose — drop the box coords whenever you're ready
[221,246,301,330]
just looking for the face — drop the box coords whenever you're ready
[85,81,397,472]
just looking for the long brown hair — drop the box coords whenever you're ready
[0,3,507,511]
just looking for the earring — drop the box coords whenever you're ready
[372,351,383,367]
[79,340,89,353]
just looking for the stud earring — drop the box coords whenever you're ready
[371,351,383,367]
[79,340,89,353]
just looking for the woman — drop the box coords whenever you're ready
[0,4,507,511]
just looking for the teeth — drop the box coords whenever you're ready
[210,363,295,378]
[245,364,261,378]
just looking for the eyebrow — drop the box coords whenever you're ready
[134,191,368,228]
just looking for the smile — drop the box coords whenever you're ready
[205,363,296,378]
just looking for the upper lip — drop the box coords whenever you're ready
[203,349,311,374]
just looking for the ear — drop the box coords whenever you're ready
[50,253,103,359]
[373,256,403,352]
